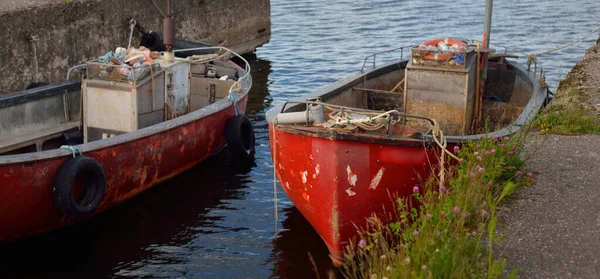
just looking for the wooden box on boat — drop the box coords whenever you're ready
[83,59,195,142]
[404,53,480,135]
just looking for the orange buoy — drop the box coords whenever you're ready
[418,38,467,62]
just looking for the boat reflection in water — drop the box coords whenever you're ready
[0,152,254,278]
[270,206,340,279]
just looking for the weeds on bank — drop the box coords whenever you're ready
[341,135,531,279]
[533,73,600,135]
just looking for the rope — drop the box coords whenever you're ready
[272,125,279,237]
[151,0,167,18]
[528,25,600,63]
[60,145,82,158]
[425,119,460,188]
[30,35,39,83]
[320,104,460,187]
[128,19,137,49]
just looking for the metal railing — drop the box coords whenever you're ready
[174,46,252,115]
[279,100,436,128]
[360,45,415,72]
[466,39,546,79]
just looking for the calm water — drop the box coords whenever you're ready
[1,1,599,278]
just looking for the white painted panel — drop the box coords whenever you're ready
[86,86,136,132]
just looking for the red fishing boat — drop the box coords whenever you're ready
[0,46,255,241]
[267,40,548,265]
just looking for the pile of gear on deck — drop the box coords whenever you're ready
[89,46,162,82]
[411,40,469,68]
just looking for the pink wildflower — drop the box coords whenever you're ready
[504,136,510,141]
[413,186,420,193]
[358,239,367,248]
[485,151,491,156]
[500,143,505,147]
[426,213,432,219]
[439,184,446,192]
[491,149,496,154]
[481,210,488,217]
[478,167,484,173]
[459,158,464,162]
[487,181,492,187]
[463,212,471,219]
[511,146,517,152]
[440,211,446,217]
[474,151,479,156]
[413,230,419,236]
[453,146,460,153]
[476,144,481,149]
[435,231,441,237]
[515,171,522,177]
[454,206,460,214]
[527,172,533,177]
[469,172,476,178]
[477,156,482,161]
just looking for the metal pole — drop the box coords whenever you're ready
[483,0,493,48]
[163,0,175,61]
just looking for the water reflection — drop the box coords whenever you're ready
[270,207,339,279]
[0,153,254,278]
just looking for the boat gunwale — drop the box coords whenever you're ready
[0,81,82,109]
[0,67,252,166]
[266,57,547,144]
[274,124,434,148]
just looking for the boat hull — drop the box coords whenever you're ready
[0,96,247,242]
[269,123,438,264]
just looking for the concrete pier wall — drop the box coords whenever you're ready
[0,0,271,94]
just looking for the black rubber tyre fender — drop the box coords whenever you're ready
[53,156,106,217]
[225,115,256,157]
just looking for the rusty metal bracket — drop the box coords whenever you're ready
[209,83,216,104]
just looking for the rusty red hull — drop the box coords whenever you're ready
[0,96,247,242]
[269,124,440,264]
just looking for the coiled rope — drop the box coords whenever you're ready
[321,106,460,187]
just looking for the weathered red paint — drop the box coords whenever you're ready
[269,123,440,265]
[0,96,248,242]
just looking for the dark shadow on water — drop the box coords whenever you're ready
[269,207,341,279]
[0,54,340,279]
[0,152,254,279]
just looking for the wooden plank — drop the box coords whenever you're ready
[138,110,164,129]
[137,72,165,114]
[406,69,466,92]
[352,87,403,95]
[0,122,79,153]
[406,89,464,107]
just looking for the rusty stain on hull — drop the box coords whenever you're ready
[269,122,437,265]
[0,94,249,242]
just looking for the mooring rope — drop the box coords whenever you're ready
[127,19,137,49]
[272,125,279,237]
[527,25,600,64]
[151,0,167,18]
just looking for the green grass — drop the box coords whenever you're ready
[534,109,600,135]
[340,135,531,279]
[533,66,600,135]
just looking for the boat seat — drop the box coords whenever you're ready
[0,122,80,154]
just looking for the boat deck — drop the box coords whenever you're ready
[0,122,79,154]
